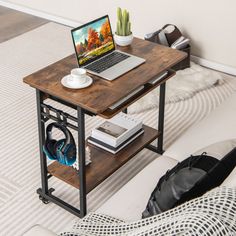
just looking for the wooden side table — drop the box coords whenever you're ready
[23,37,186,218]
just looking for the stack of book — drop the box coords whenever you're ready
[88,113,144,154]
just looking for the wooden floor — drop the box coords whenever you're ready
[0,6,48,43]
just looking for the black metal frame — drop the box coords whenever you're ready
[35,82,166,218]
[36,90,89,217]
[146,82,166,154]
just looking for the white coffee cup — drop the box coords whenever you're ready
[67,68,87,86]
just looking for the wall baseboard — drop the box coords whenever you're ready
[0,0,81,27]
[1,0,236,76]
[191,55,236,76]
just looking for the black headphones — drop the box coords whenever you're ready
[43,122,76,166]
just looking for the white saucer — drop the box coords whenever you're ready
[61,75,93,89]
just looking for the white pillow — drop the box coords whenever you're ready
[193,139,236,160]
[221,168,236,187]
[192,139,236,188]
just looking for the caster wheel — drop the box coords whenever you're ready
[39,195,49,204]
[42,198,50,204]
[37,188,54,204]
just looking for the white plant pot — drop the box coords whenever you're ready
[114,34,133,46]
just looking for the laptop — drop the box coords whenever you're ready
[71,15,145,81]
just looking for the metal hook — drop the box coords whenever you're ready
[60,112,68,126]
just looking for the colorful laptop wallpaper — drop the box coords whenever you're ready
[72,16,114,65]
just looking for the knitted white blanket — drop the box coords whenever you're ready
[61,187,236,236]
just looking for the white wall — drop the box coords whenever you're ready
[2,0,236,69]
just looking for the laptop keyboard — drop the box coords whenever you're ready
[84,51,130,73]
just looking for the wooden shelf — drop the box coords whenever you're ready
[100,70,175,118]
[48,125,160,193]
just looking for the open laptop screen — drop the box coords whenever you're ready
[71,15,115,67]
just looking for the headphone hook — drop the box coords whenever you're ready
[55,110,67,126]
[61,112,68,126]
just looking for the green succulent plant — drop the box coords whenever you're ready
[116,7,132,36]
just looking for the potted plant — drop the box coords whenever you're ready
[114,7,133,46]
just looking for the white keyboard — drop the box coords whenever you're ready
[109,86,144,110]
[148,71,168,85]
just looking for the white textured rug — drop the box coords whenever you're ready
[0,22,236,235]
[129,62,224,113]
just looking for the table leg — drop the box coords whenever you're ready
[36,90,49,195]
[157,82,166,154]
[77,107,87,217]
[123,108,128,114]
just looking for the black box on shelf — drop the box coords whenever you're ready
[145,24,191,71]
[171,44,190,71]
